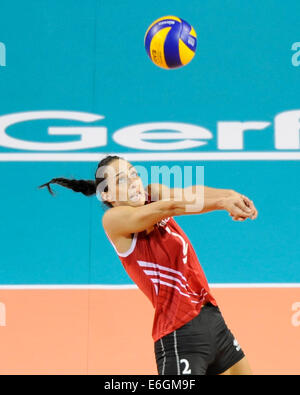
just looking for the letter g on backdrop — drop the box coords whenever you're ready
[0,111,107,151]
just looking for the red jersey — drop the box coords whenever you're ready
[106,216,217,342]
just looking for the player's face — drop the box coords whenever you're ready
[104,159,146,207]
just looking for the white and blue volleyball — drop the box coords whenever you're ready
[144,16,197,69]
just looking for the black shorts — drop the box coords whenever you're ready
[154,303,245,375]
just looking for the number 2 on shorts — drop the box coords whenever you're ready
[180,358,192,374]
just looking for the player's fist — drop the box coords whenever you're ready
[222,191,258,221]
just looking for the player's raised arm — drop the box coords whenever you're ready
[104,185,257,237]
[147,183,258,222]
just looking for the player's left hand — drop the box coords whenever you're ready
[230,195,258,221]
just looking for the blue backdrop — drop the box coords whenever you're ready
[0,0,299,285]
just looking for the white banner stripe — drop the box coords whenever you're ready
[1,152,300,162]
[0,283,299,290]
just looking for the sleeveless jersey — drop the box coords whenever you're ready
[106,213,218,342]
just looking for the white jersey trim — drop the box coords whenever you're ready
[105,231,138,258]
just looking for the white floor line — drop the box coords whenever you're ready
[0,283,299,290]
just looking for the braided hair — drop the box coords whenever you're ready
[38,155,122,208]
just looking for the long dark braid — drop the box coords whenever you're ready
[39,155,122,207]
[39,178,96,196]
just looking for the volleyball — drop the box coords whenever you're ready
[144,16,197,69]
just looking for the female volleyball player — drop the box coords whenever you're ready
[39,155,258,375]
